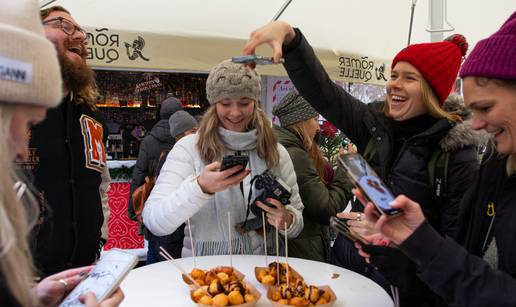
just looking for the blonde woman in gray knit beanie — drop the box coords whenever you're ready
[272,91,352,262]
[0,0,123,306]
[143,60,304,257]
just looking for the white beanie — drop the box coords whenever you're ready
[0,0,62,107]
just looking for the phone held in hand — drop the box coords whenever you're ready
[59,249,138,307]
[232,55,284,65]
[220,155,249,172]
[330,216,367,244]
[338,153,401,216]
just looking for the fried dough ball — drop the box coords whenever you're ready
[321,290,332,302]
[271,288,282,301]
[261,275,275,286]
[199,295,214,305]
[315,297,328,305]
[209,279,224,295]
[277,299,289,305]
[217,272,230,285]
[191,268,206,280]
[217,266,234,275]
[227,290,244,305]
[193,287,207,302]
[205,271,218,285]
[306,286,320,303]
[257,269,267,282]
[290,296,310,306]
[212,293,229,306]
[244,294,256,303]
[195,278,206,286]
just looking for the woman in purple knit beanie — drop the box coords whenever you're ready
[356,11,516,307]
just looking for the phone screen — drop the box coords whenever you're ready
[59,249,137,307]
[338,154,400,215]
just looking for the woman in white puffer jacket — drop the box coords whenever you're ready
[143,60,304,257]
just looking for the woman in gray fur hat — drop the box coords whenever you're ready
[143,60,304,257]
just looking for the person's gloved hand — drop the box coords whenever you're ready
[361,244,417,291]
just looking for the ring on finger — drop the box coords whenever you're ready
[58,279,68,291]
[355,213,362,222]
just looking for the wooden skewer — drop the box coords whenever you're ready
[158,246,211,296]
[187,219,196,268]
[228,212,232,268]
[275,223,279,287]
[262,211,268,267]
[285,221,289,288]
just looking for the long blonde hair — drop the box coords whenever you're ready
[0,105,37,306]
[196,102,279,169]
[383,77,462,123]
[288,120,327,184]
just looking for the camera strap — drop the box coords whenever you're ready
[241,174,261,228]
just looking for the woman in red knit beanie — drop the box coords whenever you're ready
[244,19,485,306]
[358,11,516,307]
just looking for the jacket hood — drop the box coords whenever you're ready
[440,94,490,152]
[149,119,174,143]
[275,126,304,149]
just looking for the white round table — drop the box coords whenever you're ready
[120,255,393,306]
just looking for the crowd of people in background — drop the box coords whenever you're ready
[0,0,515,306]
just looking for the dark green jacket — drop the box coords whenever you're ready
[275,126,352,262]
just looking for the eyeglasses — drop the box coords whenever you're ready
[43,17,87,39]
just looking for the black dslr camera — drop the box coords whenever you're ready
[250,170,292,216]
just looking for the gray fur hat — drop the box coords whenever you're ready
[169,110,197,138]
[272,91,318,127]
[205,60,261,104]
[160,96,183,119]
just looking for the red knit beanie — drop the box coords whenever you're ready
[391,34,468,105]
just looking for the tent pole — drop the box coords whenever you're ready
[271,0,294,22]
[407,0,418,45]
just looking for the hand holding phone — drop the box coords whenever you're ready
[59,249,137,307]
[338,154,401,216]
[232,55,284,65]
[330,216,367,244]
[220,155,249,172]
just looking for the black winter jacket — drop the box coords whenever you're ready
[283,29,482,238]
[128,119,175,220]
[23,95,109,277]
[401,151,516,307]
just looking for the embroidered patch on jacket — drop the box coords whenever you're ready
[80,115,107,172]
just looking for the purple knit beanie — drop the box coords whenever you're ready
[460,11,516,80]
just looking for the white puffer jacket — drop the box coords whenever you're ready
[142,128,304,256]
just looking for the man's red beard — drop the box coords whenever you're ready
[57,40,95,94]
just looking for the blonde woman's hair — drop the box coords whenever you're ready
[0,105,37,306]
[288,120,327,184]
[383,77,462,123]
[196,102,279,168]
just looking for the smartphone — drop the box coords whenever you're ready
[338,153,401,216]
[59,249,138,307]
[220,155,249,171]
[330,216,366,244]
[232,55,284,65]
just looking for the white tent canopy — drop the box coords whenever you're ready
[51,0,515,85]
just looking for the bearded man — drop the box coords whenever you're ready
[21,6,110,277]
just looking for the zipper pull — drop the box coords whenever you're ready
[487,202,495,217]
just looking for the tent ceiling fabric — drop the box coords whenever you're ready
[53,0,515,85]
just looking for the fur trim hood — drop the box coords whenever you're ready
[440,94,490,152]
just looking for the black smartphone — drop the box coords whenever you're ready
[232,55,284,65]
[338,153,401,216]
[220,155,249,172]
[330,216,366,244]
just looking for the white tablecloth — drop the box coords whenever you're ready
[120,255,393,307]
